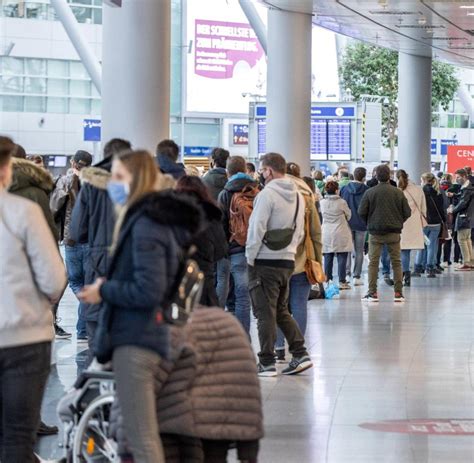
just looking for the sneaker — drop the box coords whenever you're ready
[257,363,277,377]
[426,270,436,278]
[384,275,395,286]
[394,292,405,302]
[282,356,313,375]
[339,282,352,290]
[55,324,72,339]
[441,261,451,268]
[275,349,286,363]
[35,454,66,463]
[455,264,472,271]
[353,277,364,286]
[77,336,88,344]
[361,292,379,302]
[411,271,422,277]
[37,421,58,436]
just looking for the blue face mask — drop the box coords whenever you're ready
[107,181,129,206]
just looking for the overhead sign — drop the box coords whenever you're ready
[83,119,101,142]
[447,145,474,173]
[360,419,474,436]
[441,139,458,156]
[184,146,213,157]
[431,139,437,155]
[255,105,355,119]
[231,124,249,145]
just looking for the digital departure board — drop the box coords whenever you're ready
[327,119,351,161]
[310,119,327,160]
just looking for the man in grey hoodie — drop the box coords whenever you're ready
[246,152,313,377]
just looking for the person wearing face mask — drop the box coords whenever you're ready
[70,138,131,355]
[246,152,313,377]
[449,169,474,270]
[0,137,66,462]
[79,150,202,463]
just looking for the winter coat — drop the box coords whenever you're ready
[202,167,228,200]
[452,182,474,231]
[110,308,263,460]
[338,177,351,189]
[423,185,446,225]
[320,195,353,254]
[97,191,202,360]
[340,181,369,232]
[246,177,305,266]
[50,170,81,245]
[157,154,186,180]
[367,177,397,188]
[9,158,58,241]
[0,190,66,349]
[70,159,115,322]
[315,180,325,196]
[217,174,258,255]
[287,175,323,273]
[400,182,427,250]
[358,182,411,235]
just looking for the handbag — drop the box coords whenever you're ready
[429,195,451,241]
[262,194,300,251]
[303,201,326,284]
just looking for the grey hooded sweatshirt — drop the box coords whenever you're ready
[246,177,305,266]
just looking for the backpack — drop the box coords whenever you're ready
[229,184,259,246]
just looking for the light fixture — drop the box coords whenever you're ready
[459,5,474,8]
[467,12,474,16]
[418,16,427,25]
[426,28,434,34]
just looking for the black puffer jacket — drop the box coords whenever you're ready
[358,182,411,235]
[97,191,203,362]
[70,158,114,321]
[452,184,474,231]
[218,175,258,255]
[423,185,446,225]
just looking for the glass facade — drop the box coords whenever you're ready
[0,57,100,114]
[1,0,103,24]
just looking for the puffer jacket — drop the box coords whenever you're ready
[110,308,263,461]
[0,190,66,348]
[70,158,114,322]
[202,167,228,200]
[97,191,203,362]
[9,157,58,241]
[50,170,81,245]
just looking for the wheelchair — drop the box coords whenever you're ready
[57,369,118,463]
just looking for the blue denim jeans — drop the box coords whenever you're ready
[276,272,311,350]
[230,252,251,334]
[415,225,441,271]
[216,257,230,309]
[352,230,366,278]
[65,244,88,337]
[401,249,412,273]
[381,244,391,275]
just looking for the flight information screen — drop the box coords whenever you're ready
[327,119,351,161]
[257,118,352,161]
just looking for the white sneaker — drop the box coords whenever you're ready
[339,282,352,290]
[353,278,364,286]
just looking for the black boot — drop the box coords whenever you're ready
[403,271,411,287]
[427,269,436,278]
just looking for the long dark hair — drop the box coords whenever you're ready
[397,169,409,191]
[176,175,215,204]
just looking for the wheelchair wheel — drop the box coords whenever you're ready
[72,394,119,463]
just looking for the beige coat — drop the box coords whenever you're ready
[400,182,427,250]
[321,195,353,253]
[0,190,66,348]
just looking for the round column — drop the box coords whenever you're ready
[398,52,432,182]
[102,0,171,154]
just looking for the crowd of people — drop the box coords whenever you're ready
[1,133,474,462]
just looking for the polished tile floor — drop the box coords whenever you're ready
[38,266,474,462]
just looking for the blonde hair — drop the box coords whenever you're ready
[421,172,440,192]
[111,150,159,251]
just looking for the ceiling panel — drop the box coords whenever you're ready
[260,0,474,68]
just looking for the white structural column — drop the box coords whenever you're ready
[102,0,170,152]
[398,53,432,182]
[266,7,312,174]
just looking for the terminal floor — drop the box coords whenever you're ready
[38,268,474,462]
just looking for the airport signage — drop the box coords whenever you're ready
[83,119,101,142]
[447,145,474,173]
[183,146,213,157]
[255,105,355,119]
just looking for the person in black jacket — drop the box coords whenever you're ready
[156,139,186,180]
[217,156,258,333]
[413,173,447,278]
[176,175,228,307]
[70,138,131,353]
[450,168,474,270]
[202,147,229,200]
[79,150,202,463]
[358,164,411,302]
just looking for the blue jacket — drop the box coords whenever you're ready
[97,191,203,360]
[340,182,369,232]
